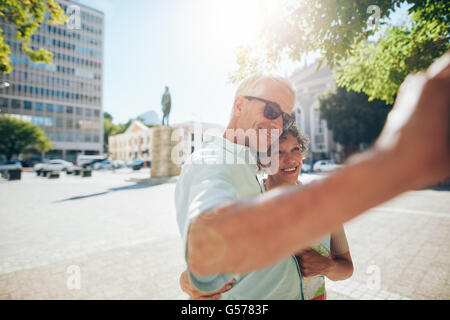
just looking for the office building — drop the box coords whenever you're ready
[0,0,104,162]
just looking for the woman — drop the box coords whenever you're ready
[180,126,353,300]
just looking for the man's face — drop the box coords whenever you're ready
[235,81,295,152]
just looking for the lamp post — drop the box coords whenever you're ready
[0,81,10,113]
[0,81,10,89]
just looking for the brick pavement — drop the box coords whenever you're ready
[0,171,449,299]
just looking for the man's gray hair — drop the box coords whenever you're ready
[235,73,296,101]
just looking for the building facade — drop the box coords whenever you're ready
[0,0,104,162]
[108,121,224,163]
[290,62,342,163]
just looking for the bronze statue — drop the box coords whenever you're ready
[161,86,171,126]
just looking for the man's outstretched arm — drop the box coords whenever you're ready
[187,53,450,276]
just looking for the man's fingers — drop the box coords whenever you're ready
[210,278,236,295]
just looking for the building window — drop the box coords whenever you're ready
[24,101,32,110]
[0,98,8,108]
[85,108,92,117]
[33,116,44,126]
[56,105,64,113]
[44,117,53,127]
[76,107,82,115]
[75,134,82,142]
[66,106,73,114]
[46,104,54,112]
[84,134,91,142]
[56,117,63,128]
[35,102,43,112]
[66,119,73,128]
[12,100,20,109]
[94,110,100,117]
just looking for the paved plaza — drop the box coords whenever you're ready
[0,169,449,300]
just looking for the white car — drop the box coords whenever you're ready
[301,161,312,173]
[112,160,125,169]
[313,160,343,173]
[34,159,74,172]
[93,160,112,170]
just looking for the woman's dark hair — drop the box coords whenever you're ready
[279,125,309,159]
[257,126,310,171]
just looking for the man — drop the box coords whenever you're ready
[185,52,450,277]
[175,74,301,298]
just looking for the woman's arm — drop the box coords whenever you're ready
[326,251,353,281]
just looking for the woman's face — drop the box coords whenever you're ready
[270,134,303,185]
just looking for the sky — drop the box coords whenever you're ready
[75,0,307,127]
[76,0,411,127]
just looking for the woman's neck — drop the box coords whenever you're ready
[264,176,300,191]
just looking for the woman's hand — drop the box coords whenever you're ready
[179,270,235,300]
[295,249,333,278]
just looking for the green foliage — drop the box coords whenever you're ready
[232,0,449,103]
[103,112,121,151]
[0,0,68,73]
[0,115,53,160]
[317,86,392,156]
[103,111,113,122]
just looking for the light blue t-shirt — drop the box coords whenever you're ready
[174,134,303,299]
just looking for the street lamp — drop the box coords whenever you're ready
[0,81,10,89]
[0,81,9,113]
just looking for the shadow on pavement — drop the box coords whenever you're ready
[55,183,154,202]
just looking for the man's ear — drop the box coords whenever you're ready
[233,96,246,116]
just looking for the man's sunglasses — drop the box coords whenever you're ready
[244,96,295,129]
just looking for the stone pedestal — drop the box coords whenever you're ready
[151,126,182,178]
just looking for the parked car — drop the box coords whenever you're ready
[128,158,144,170]
[0,161,22,180]
[93,160,112,170]
[313,160,343,173]
[21,157,43,168]
[0,161,22,171]
[76,155,107,167]
[34,159,74,173]
[112,160,125,169]
[301,161,312,173]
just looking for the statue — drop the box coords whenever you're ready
[161,86,171,126]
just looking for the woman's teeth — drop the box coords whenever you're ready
[282,167,297,172]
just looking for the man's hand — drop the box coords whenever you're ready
[369,52,450,189]
[179,270,235,300]
[295,249,333,278]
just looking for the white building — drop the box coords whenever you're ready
[108,120,224,162]
[290,62,341,162]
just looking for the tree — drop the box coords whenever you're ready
[317,87,392,157]
[0,115,53,160]
[0,0,67,73]
[103,112,120,152]
[232,0,449,104]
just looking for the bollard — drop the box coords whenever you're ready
[82,169,92,177]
